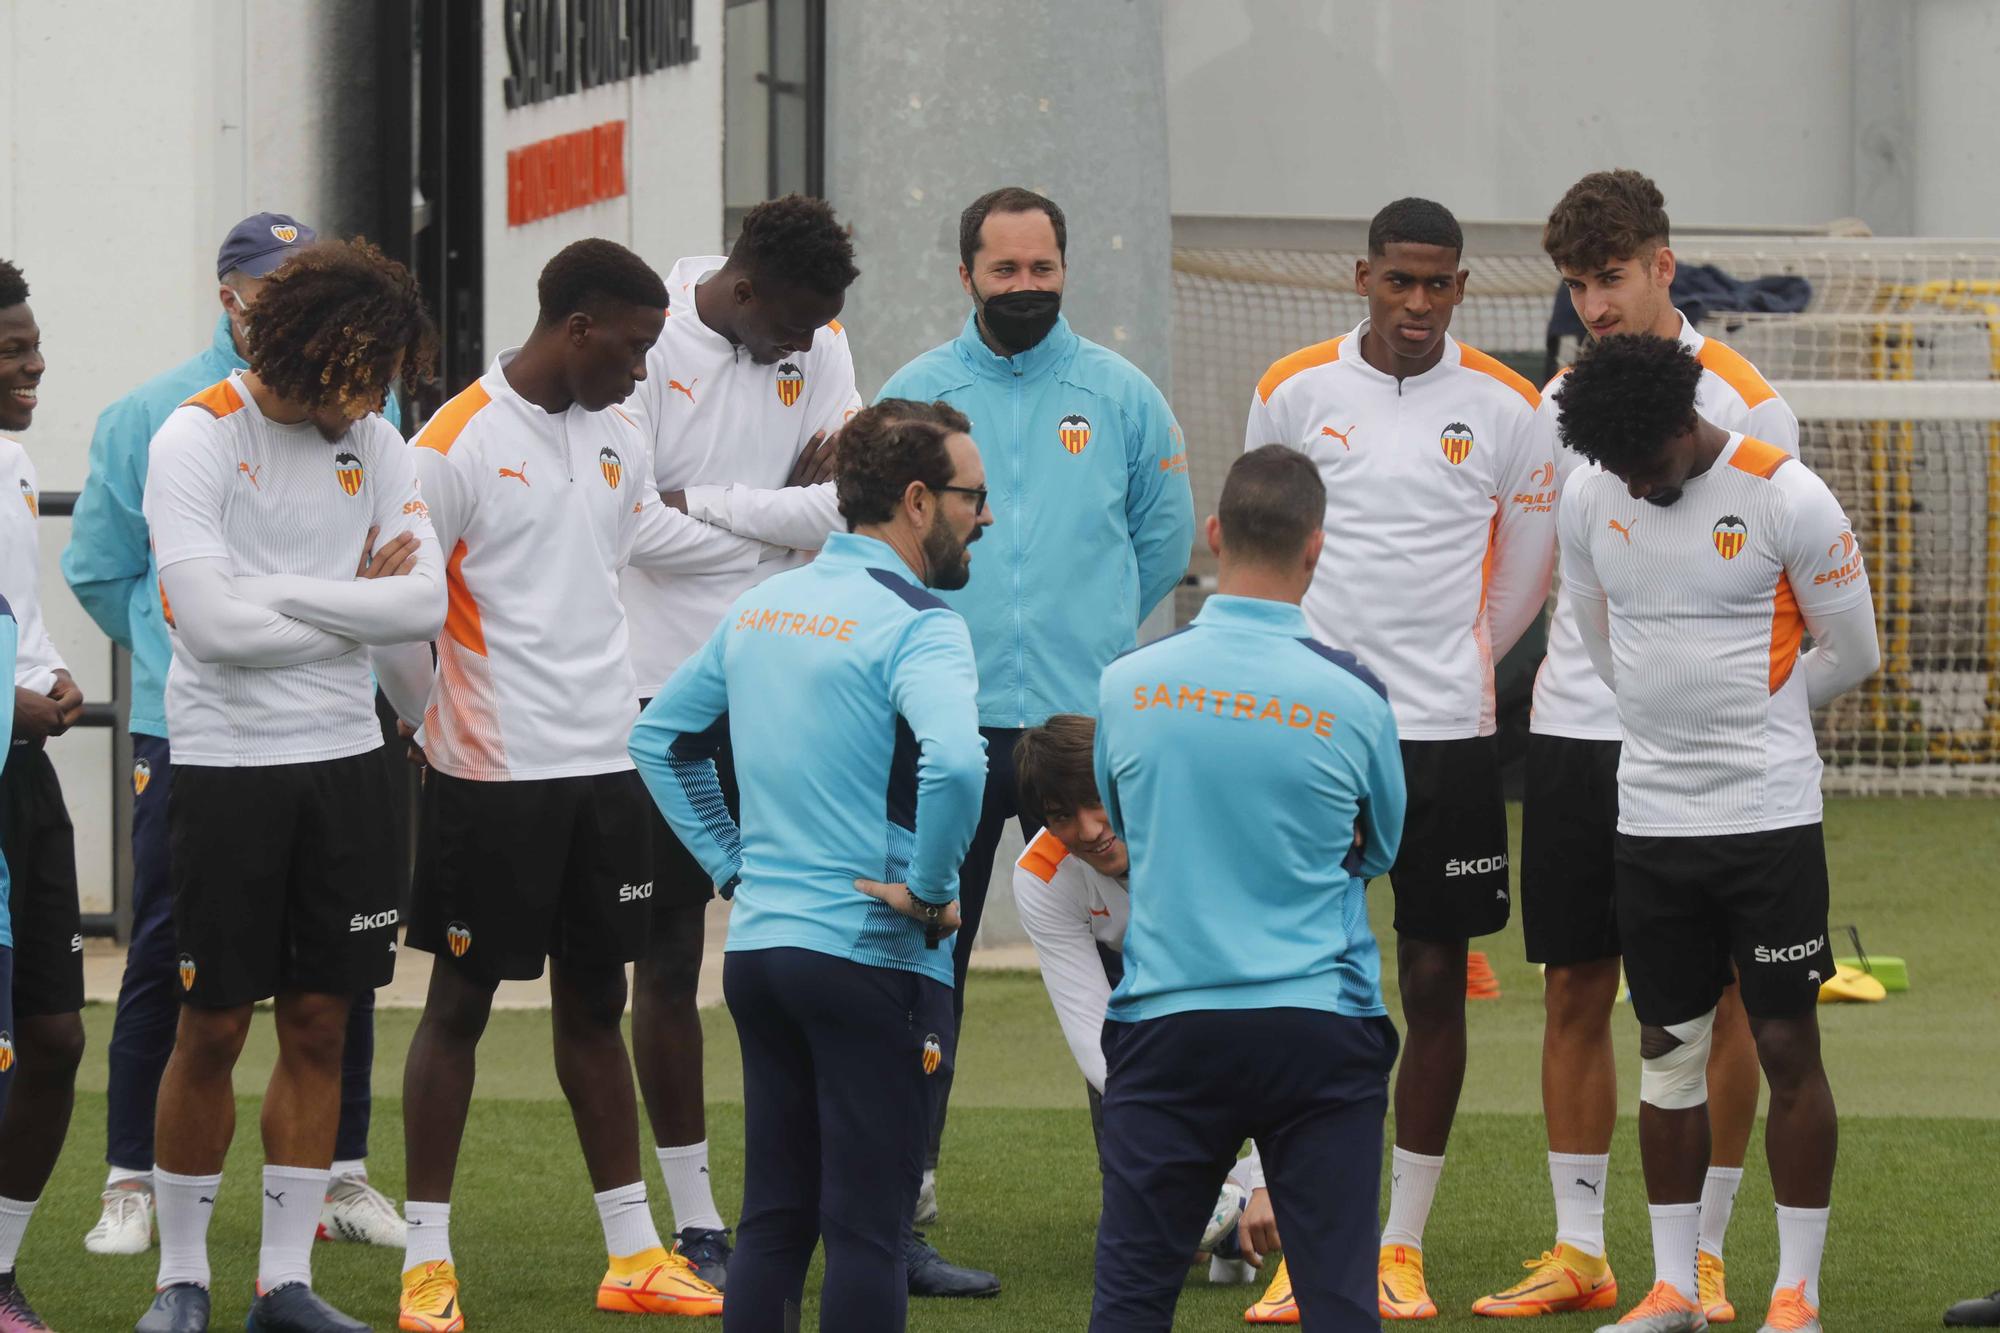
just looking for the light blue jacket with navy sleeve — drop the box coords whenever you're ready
[630,531,988,985]
[61,314,402,739]
[878,313,1194,729]
[1094,594,1406,1023]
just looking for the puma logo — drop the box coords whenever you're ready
[667,378,698,403]
[198,1196,214,1206]
[264,1190,286,1207]
[1608,517,1638,543]
[1319,424,1356,451]
[237,461,261,490]
[498,461,530,486]
[1575,1177,1601,1195]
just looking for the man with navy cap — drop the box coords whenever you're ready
[64,213,405,1258]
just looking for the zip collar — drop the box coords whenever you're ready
[1192,594,1311,637]
[953,309,1076,383]
[818,530,924,582]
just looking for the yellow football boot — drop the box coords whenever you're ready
[399,1260,465,1333]
[1596,1279,1708,1330]
[1380,1244,1440,1319]
[597,1246,724,1317]
[1471,1244,1618,1316]
[1244,1257,1299,1324]
[1756,1280,1821,1331]
[1698,1251,1736,1323]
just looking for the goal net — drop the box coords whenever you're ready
[1170,219,2000,796]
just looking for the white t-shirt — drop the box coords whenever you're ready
[619,255,862,695]
[1247,325,1555,740]
[0,436,65,693]
[144,374,430,766]
[1559,433,1870,836]
[405,352,767,782]
[1533,313,1801,739]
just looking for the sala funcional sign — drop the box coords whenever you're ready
[502,0,698,109]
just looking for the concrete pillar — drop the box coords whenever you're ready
[823,0,1172,398]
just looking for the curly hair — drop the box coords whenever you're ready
[1555,334,1703,472]
[836,398,969,529]
[244,238,435,415]
[0,258,26,310]
[1368,197,1462,258]
[959,187,1067,270]
[1543,169,1670,274]
[537,237,668,322]
[1014,714,1102,820]
[730,195,859,298]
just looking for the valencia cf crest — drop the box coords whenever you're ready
[1058,413,1092,454]
[775,362,804,407]
[133,758,152,796]
[921,1033,943,1075]
[0,1032,12,1073]
[1712,515,1748,560]
[446,921,472,957]
[270,223,299,244]
[334,451,364,496]
[1440,422,1475,465]
[177,953,197,992]
[18,479,35,517]
[599,446,623,489]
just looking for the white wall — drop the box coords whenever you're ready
[1166,0,1863,230]
[1912,0,2000,235]
[480,0,723,354]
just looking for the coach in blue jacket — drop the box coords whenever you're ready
[632,399,990,1332]
[878,187,1195,1228]
[1092,446,1405,1331]
[60,213,402,1252]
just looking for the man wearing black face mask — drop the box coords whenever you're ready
[878,186,1195,1293]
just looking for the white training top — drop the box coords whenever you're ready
[619,255,862,695]
[1246,324,1555,740]
[1533,313,1801,740]
[1559,433,1870,836]
[144,374,434,766]
[0,436,66,693]
[397,351,767,783]
[1012,826,1266,1189]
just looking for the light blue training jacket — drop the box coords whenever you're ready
[878,313,1194,730]
[1094,594,1407,1023]
[61,314,402,739]
[631,532,988,986]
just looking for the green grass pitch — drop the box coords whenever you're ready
[17,797,2000,1329]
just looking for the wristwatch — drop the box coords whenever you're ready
[913,892,944,949]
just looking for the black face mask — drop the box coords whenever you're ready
[976,287,1061,355]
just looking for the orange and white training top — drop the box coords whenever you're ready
[1559,434,1870,836]
[144,374,436,767]
[1245,324,1555,740]
[400,352,767,782]
[1534,312,1800,740]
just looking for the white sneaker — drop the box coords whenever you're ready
[317,1171,406,1247]
[1201,1180,1248,1255]
[914,1169,939,1225]
[1209,1256,1258,1285]
[83,1183,154,1255]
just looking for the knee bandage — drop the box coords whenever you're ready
[1639,1009,1715,1110]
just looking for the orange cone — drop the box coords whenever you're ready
[1466,950,1501,1000]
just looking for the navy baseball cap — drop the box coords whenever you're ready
[217,213,316,281]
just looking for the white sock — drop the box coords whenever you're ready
[329,1159,367,1182]
[404,1200,453,1269]
[1697,1165,1744,1258]
[1380,1148,1445,1250]
[0,1196,37,1272]
[1549,1152,1610,1258]
[1772,1204,1829,1306]
[155,1168,223,1290]
[595,1181,663,1260]
[257,1165,329,1292]
[106,1166,152,1189]
[656,1141,725,1234]
[1648,1202,1702,1305]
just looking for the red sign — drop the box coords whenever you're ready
[506,119,627,226]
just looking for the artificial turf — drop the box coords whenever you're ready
[19,797,1998,1330]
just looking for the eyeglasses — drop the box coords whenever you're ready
[935,484,989,516]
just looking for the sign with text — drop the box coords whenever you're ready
[502,0,699,109]
[506,119,627,225]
